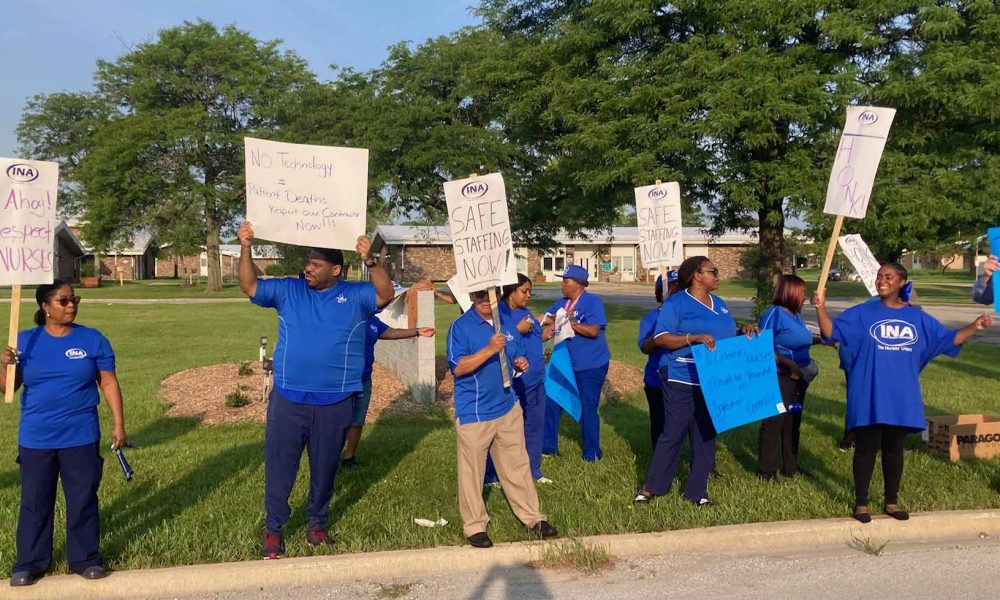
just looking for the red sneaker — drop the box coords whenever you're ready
[261,533,284,559]
[306,530,335,547]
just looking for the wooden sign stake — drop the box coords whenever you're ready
[817,214,845,299]
[5,285,21,403]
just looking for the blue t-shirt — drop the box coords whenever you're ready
[500,303,544,392]
[828,302,960,431]
[447,309,526,425]
[16,324,115,449]
[363,316,391,381]
[252,277,377,404]
[654,290,737,386]
[638,308,666,387]
[544,291,611,371]
[758,305,813,373]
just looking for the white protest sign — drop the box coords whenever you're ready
[245,137,368,249]
[0,158,59,285]
[446,274,473,313]
[444,173,514,292]
[838,234,881,296]
[823,106,896,219]
[635,182,684,267]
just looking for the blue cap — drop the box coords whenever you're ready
[667,269,679,283]
[557,264,589,281]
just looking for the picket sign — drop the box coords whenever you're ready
[635,178,683,277]
[816,106,896,298]
[2,157,59,403]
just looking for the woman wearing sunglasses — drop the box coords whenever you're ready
[634,256,756,507]
[1,280,127,587]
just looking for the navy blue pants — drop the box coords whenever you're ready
[264,389,353,535]
[486,382,546,482]
[543,364,609,462]
[15,442,103,575]
[644,377,717,502]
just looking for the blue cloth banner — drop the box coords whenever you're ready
[544,341,581,422]
[691,330,783,433]
[988,227,1000,313]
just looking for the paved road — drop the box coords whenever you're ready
[157,536,1000,600]
[533,283,1000,345]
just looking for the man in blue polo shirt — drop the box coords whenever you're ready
[238,221,393,559]
[448,289,558,548]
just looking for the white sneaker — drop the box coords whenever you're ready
[536,477,553,484]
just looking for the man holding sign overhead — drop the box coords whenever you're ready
[444,173,557,548]
[241,138,392,558]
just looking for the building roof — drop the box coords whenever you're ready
[373,225,761,247]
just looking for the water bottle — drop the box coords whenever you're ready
[787,402,803,414]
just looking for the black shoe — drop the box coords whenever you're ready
[756,471,778,482]
[341,456,358,468]
[9,571,38,587]
[78,565,108,580]
[852,506,872,524]
[690,497,714,507]
[633,491,654,505]
[261,533,285,559]
[529,520,558,539]
[467,532,493,548]
[306,529,335,547]
[884,505,910,521]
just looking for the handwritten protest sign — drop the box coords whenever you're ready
[635,182,683,267]
[444,173,514,293]
[1,158,59,285]
[244,137,368,249]
[988,227,1000,313]
[692,330,783,433]
[446,274,473,313]
[823,106,896,219]
[838,234,880,296]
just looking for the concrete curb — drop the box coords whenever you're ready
[9,509,1000,600]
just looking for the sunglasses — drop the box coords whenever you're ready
[699,268,720,277]
[52,296,82,307]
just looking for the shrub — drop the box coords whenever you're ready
[225,391,249,408]
[237,361,253,377]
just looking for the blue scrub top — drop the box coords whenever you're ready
[758,305,813,373]
[501,303,545,392]
[544,291,611,371]
[363,316,391,380]
[654,290,738,386]
[447,309,526,425]
[638,308,666,387]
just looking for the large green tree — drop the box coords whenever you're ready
[18,21,314,291]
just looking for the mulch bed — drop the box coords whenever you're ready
[160,359,644,426]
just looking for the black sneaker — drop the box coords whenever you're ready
[78,566,108,580]
[529,520,558,539]
[467,532,493,548]
[341,456,358,468]
[306,529,335,547]
[261,533,285,559]
[9,571,39,587]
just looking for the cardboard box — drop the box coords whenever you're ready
[925,414,1000,461]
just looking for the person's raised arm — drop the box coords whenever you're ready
[811,293,834,340]
[954,314,993,346]
[358,236,393,308]
[238,221,258,298]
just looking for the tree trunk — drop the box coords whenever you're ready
[756,196,786,318]
[205,211,223,293]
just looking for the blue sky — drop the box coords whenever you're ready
[0,0,480,158]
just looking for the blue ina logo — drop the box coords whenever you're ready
[648,187,667,200]
[65,348,87,359]
[5,163,39,183]
[461,181,489,199]
[869,319,918,347]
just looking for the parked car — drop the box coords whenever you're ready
[828,268,844,282]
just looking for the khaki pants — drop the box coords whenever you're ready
[455,403,545,537]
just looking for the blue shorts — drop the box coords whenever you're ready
[351,377,373,427]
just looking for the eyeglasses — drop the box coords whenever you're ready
[53,296,82,307]
[699,268,720,277]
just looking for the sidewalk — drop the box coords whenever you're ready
[10,509,1000,600]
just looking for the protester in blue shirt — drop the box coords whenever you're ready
[972,255,998,305]
[484,274,549,485]
[813,263,992,523]
[638,271,679,449]
[238,221,394,559]
[1,281,127,587]
[540,264,611,462]
[340,316,435,468]
[634,256,757,507]
[448,289,557,548]
[756,275,820,481]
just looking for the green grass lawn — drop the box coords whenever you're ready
[0,300,998,577]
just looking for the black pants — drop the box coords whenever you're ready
[852,425,909,506]
[644,384,664,451]
[264,388,353,535]
[757,375,808,476]
[15,442,104,575]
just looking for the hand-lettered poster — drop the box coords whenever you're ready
[444,173,514,293]
[838,234,881,296]
[1,158,59,285]
[823,106,896,219]
[635,182,683,268]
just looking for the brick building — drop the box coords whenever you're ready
[155,244,281,279]
[66,224,158,281]
[370,225,759,284]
